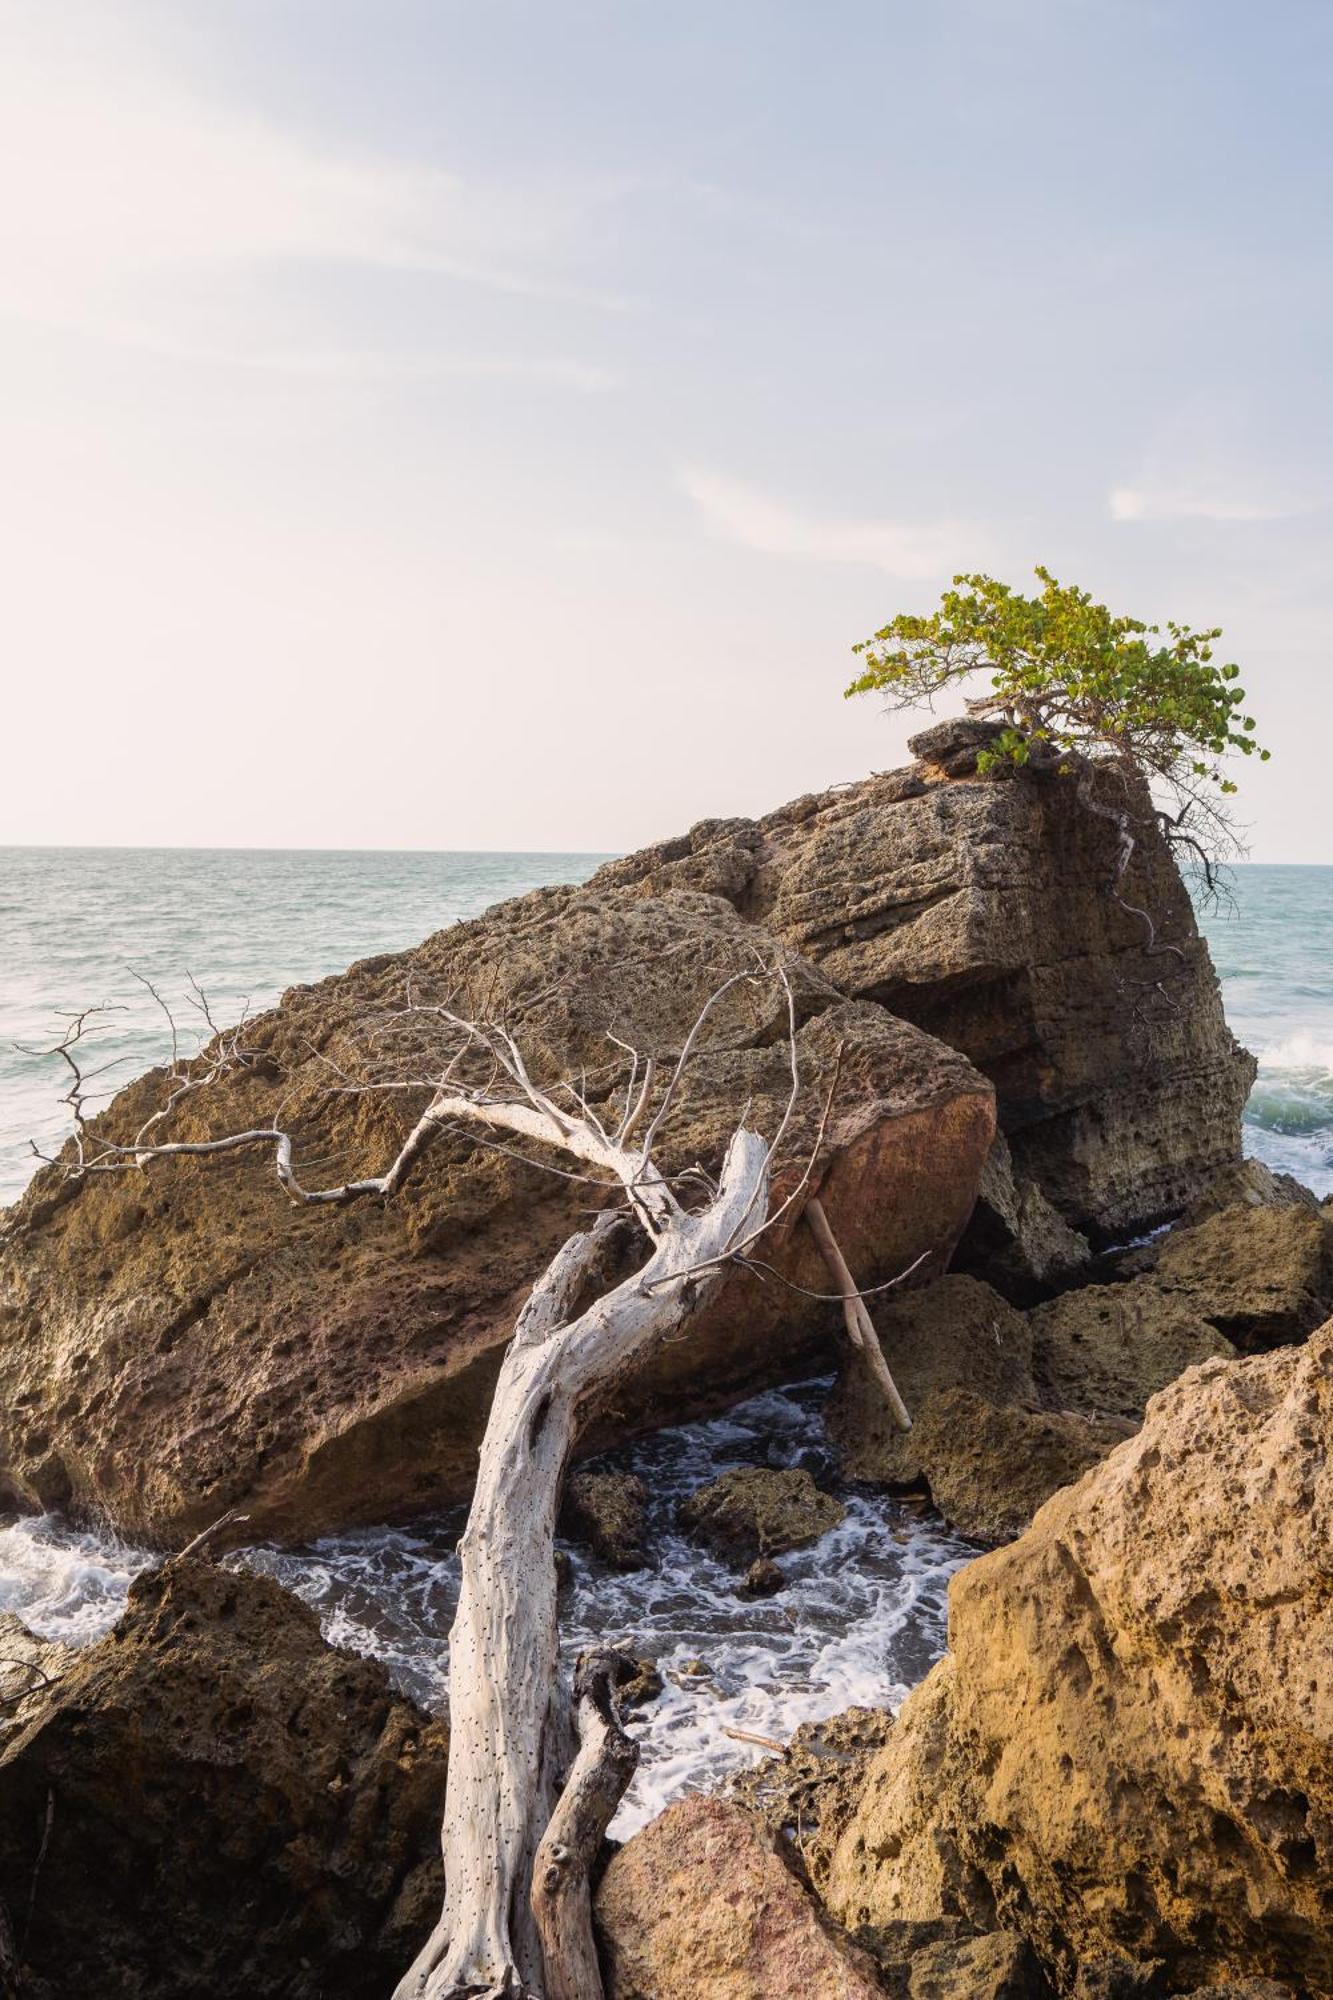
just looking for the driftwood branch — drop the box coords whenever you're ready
[805,1195,912,1432]
[530,1651,640,2000]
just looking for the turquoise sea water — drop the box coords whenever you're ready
[1,848,1330,1206]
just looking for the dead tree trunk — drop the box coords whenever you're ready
[393,1127,771,2000]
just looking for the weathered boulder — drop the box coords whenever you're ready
[825,1274,1035,1484]
[903,1930,1049,1998]
[677,1465,845,1562]
[0,887,994,1543]
[594,1793,887,2000]
[826,1324,1333,1994]
[596,733,1253,1240]
[1149,1201,1333,1349]
[0,1559,449,1999]
[561,1470,649,1569]
[884,1388,1130,1545]
[1029,1278,1235,1419]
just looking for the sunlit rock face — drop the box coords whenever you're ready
[825,1323,1333,1996]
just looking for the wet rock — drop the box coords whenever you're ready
[890,1389,1130,1545]
[825,1274,1036,1484]
[1150,1200,1333,1348]
[1029,1277,1235,1419]
[1178,1155,1320,1227]
[0,884,994,1544]
[678,1466,845,1562]
[616,1657,664,1711]
[0,1559,449,1999]
[561,1470,649,1570]
[740,1556,783,1596]
[595,1793,886,1999]
[826,1323,1333,1993]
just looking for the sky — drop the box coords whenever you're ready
[0,0,1329,859]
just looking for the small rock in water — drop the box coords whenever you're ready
[677,1465,845,1563]
[741,1556,784,1597]
[561,1470,649,1570]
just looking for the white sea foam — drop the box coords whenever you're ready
[0,1381,973,1837]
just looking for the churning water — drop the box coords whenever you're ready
[0,846,1329,1822]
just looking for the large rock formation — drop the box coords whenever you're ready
[0,722,1250,1545]
[0,891,994,1543]
[596,719,1253,1243]
[0,1560,448,1999]
[825,1324,1333,1995]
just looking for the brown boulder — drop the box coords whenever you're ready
[825,1274,1035,1485]
[0,1559,448,1999]
[1029,1278,1235,1419]
[888,1389,1129,1545]
[954,1132,1091,1299]
[826,1325,1333,1994]
[1150,1200,1333,1348]
[594,1793,886,1999]
[561,1470,649,1570]
[677,1466,845,1562]
[904,1930,1049,1998]
[0,886,994,1543]
[726,1706,896,1893]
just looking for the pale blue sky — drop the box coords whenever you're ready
[1,0,1329,856]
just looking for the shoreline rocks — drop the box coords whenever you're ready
[0,1560,448,1999]
[825,1323,1333,1994]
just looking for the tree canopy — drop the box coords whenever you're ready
[845,567,1267,867]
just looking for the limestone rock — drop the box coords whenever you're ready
[0,1559,448,1999]
[1029,1278,1235,1418]
[905,1930,1049,1998]
[677,1466,845,1562]
[826,1325,1333,1994]
[561,1470,649,1570]
[890,1389,1130,1545]
[1150,1200,1333,1348]
[0,887,994,1543]
[598,740,1253,1240]
[824,1274,1035,1483]
[595,1793,886,2000]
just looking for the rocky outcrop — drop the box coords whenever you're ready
[825,1324,1333,1994]
[0,722,1251,1545]
[0,889,994,1543]
[678,1465,845,1562]
[561,1470,649,1569]
[1148,1201,1333,1349]
[1029,1279,1235,1419]
[594,1793,887,2000]
[826,1274,1035,1485]
[596,719,1253,1242]
[1178,1156,1322,1228]
[0,1560,448,1999]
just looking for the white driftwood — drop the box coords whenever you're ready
[394,1126,771,2000]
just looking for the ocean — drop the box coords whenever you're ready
[0,846,1329,1830]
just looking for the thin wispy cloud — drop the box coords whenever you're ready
[679,466,990,578]
[0,7,629,344]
